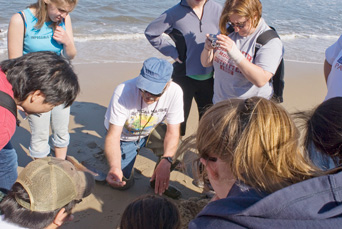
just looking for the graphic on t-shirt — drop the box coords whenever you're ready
[124,113,158,136]
[338,56,342,65]
[214,48,251,75]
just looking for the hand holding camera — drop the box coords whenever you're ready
[208,34,219,48]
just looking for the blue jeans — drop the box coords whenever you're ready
[121,137,147,178]
[28,104,70,158]
[0,142,18,190]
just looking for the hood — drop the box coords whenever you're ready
[191,170,342,228]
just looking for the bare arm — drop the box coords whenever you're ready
[8,13,25,59]
[105,124,126,188]
[217,34,273,87]
[236,58,273,87]
[200,34,215,67]
[151,123,180,195]
[53,15,77,59]
[324,59,332,84]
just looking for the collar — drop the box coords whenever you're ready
[180,0,210,8]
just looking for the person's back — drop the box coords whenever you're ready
[191,169,342,228]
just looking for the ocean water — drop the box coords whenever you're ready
[0,0,340,64]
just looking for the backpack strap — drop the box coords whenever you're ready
[254,27,285,103]
[0,90,17,120]
[254,28,279,58]
[18,11,26,38]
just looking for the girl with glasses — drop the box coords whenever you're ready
[201,0,284,104]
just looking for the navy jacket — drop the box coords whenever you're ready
[189,171,342,228]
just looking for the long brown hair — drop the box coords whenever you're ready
[196,97,322,193]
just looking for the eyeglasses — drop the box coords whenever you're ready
[139,88,166,101]
[201,154,218,162]
[227,20,248,29]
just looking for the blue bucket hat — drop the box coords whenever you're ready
[136,57,173,95]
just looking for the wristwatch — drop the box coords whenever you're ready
[161,156,173,164]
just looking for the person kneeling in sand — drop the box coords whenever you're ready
[104,57,184,197]
[0,157,95,228]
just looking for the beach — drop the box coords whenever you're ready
[10,60,327,228]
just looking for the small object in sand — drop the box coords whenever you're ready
[66,156,107,182]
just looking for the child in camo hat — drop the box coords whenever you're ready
[0,157,95,228]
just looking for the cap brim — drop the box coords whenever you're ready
[136,75,167,95]
[76,170,95,199]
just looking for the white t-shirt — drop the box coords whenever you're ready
[213,18,283,104]
[0,215,26,228]
[104,78,184,141]
[325,35,342,101]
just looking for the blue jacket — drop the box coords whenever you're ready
[145,0,222,77]
[189,170,342,228]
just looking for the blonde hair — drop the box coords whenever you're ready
[29,0,78,29]
[219,0,262,35]
[196,97,322,193]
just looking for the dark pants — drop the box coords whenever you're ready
[173,76,214,136]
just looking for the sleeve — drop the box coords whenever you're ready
[255,37,284,75]
[104,85,129,130]
[165,84,184,124]
[0,108,16,150]
[144,11,179,60]
[325,35,342,65]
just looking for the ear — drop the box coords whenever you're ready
[199,158,207,166]
[30,90,43,102]
[53,208,73,227]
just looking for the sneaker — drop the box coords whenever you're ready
[150,180,182,199]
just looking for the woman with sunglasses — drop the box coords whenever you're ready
[186,97,342,228]
[201,0,283,104]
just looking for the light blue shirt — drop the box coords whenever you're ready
[22,8,64,55]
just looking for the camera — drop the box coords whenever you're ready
[208,34,219,48]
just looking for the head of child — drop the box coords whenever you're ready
[196,97,320,197]
[303,97,342,165]
[0,51,80,114]
[0,157,94,228]
[120,194,180,229]
[32,0,78,29]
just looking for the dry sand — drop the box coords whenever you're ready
[10,60,327,228]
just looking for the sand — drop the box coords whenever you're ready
[10,60,327,228]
